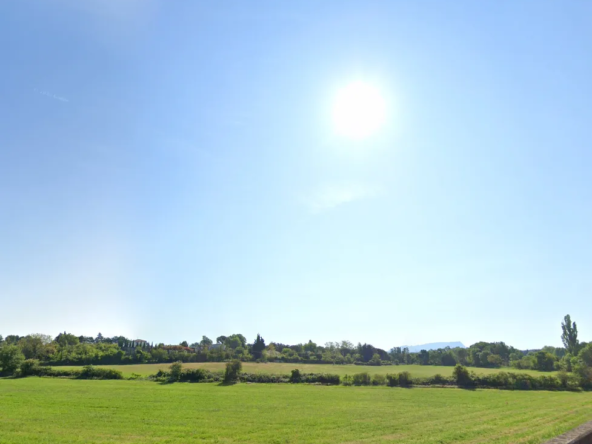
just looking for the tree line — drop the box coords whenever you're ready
[1,315,590,380]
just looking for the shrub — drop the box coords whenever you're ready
[44,367,79,378]
[314,373,340,385]
[0,345,25,375]
[239,373,288,383]
[398,371,412,387]
[169,361,183,381]
[224,360,242,383]
[573,362,592,389]
[352,372,371,386]
[78,365,123,380]
[386,374,398,387]
[20,359,41,376]
[428,373,450,385]
[532,351,557,372]
[372,374,386,386]
[180,368,211,382]
[289,369,301,383]
[368,354,382,366]
[341,375,353,386]
[453,365,473,387]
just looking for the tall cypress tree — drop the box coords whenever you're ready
[252,334,266,359]
[561,314,580,355]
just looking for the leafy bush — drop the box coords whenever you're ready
[368,354,382,366]
[78,365,123,380]
[352,372,371,386]
[0,345,25,375]
[372,374,386,386]
[296,373,340,385]
[453,365,473,387]
[169,361,183,381]
[181,369,215,382]
[386,373,398,387]
[289,369,301,383]
[468,371,569,391]
[532,351,557,372]
[398,371,412,387]
[20,359,42,376]
[341,375,353,386]
[43,367,80,378]
[152,368,222,383]
[573,362,592,389]
[224,360,242,383]
[426,373,452,385]
[239,373,288,383]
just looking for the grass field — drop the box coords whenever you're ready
[59,362,553,378]
[0,378,591,443]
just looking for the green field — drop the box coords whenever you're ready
[1,378,591,443]
[59,362,553,378]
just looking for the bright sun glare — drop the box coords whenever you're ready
[332,81,386,139]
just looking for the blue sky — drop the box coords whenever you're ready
[1,0,591,350]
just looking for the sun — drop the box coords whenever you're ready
[332,81,387,139]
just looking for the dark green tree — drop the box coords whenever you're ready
[303,340,317,353]
[169,361,183,381]
[252,334,266,359]
[418,349,430,365]
[199,336,213,349]
[578,343,592,367]
[532,351,556,371]
[223,360,242,383]
[0,345,25,375]
[561,314,580,355]
[179,341,188,347]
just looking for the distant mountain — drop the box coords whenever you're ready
[400,342,466,353]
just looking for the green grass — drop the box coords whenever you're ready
[59,362,553,378]
[0,378,590,443]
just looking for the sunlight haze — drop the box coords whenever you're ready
[1,0,591,351]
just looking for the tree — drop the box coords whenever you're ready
[369,353,382,366]
[578,343,592,367]
[0,345,25,375]
[179,341,188,347]
[441,351,457,366]
[303,340,317,353]
[4,335,21,345]
[487,354,503,368]
[418,350,430,365]
[216,336,227,345]
[199,336,213,349]
[532,351,556,372]
[561,314,580,355]
[252,334,266,359]
[18,334,52,360]
[226,334,245,350]
[78,335,94,344]
[95,333,104,343]
[223,360,242,383]
[453,364,473,386]
[169,361,183,381]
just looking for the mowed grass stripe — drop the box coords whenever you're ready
[1,379,591,444]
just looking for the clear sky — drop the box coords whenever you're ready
[1,0,591,350]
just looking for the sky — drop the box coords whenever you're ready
[1,0,591,350]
